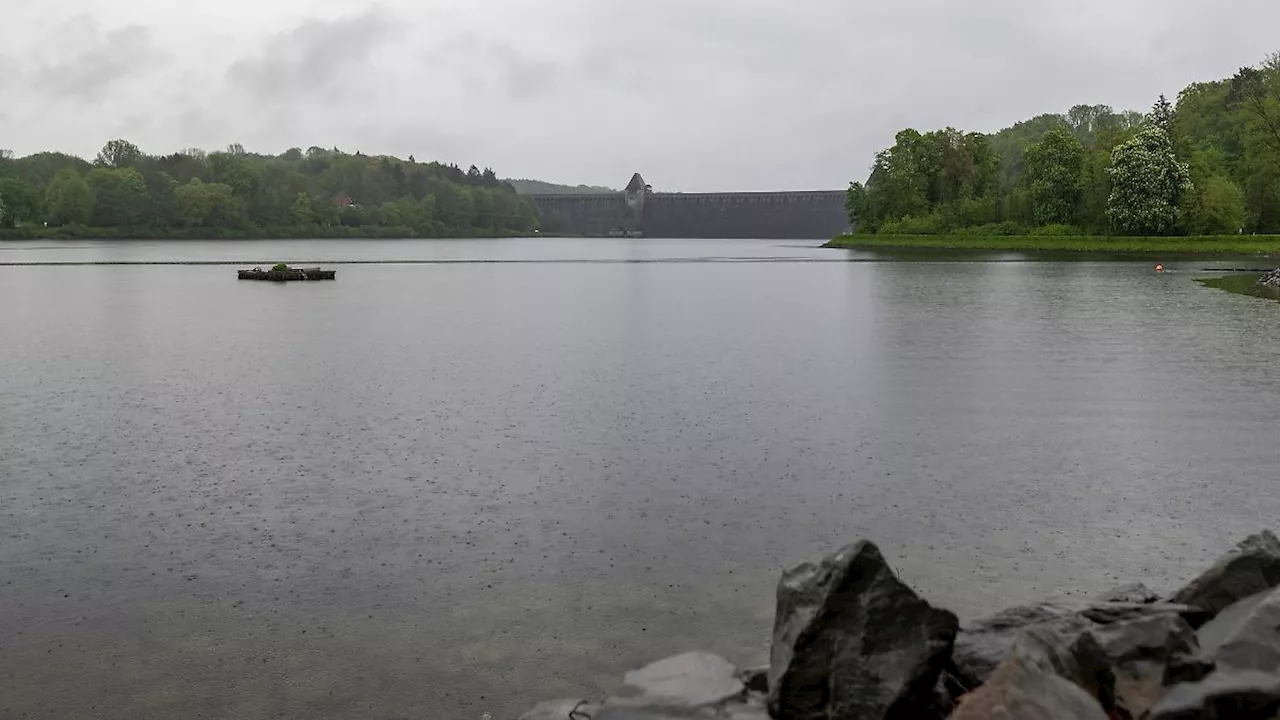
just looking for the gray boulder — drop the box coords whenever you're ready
[1170,531,1280,617]
[1085,612,1201,718]
[1149,670,1280,719]
[536,652,766,720]
[1096,582,1161,604]
[1142,587,1280,719]
[605,652,744,710]
[956,603,1204,717]
[952,602,1093,690]
[951,598,1199,690]
[1197,589,1273,660]
[1078,601,1207,627]
[1197,586,1280,672]
[767,540,958,720]
[949,638,1109,720]
[738,665,769,694]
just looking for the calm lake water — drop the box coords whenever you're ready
[2,238,1279,719]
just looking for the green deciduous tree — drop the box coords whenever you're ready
[1024,128,1085,226]
[0,177,43,226]
[175,180,246,228]
[141,171,180,228]
[0,139,538,237]
[290,193,315,226]
[45,169,95,226]
[1106,125,1193,235]
[1182,174,1247,235]
[94,139,144,169]
[310,195,340,227]
[842,50,1280,238]
[87,167,149,227]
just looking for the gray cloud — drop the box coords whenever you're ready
[29,22,166,103]
[2,0,1279,191]
[226,9,401,106]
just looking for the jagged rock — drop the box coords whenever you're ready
[1163,655,1215,687]
[1085,613,1201,718]
[1149,670,1280,719]
[1170,531,1280,617]
[929,671,967,717]
[1140,587,1280,718]
[606,652,744,710]
[1020,623,1121,708]
[768,540,958,720]
[953,599,1208,690]
[949,640,1109,720]
[1096,582,1161,604]
[739,665,769,694]
[1197,590,1271,660]
[952,602,1092,690]
[1196,587,1280,670]
[519,698,599,720]
[955,604,1203,717]
[1078,601,1207,627]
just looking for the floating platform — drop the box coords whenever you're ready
[238,266,336,282]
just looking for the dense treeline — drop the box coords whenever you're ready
[847,52,1280,237]
[505,178,616,195]
[0,141,540,238]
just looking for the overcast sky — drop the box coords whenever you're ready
[2,0,1278,192]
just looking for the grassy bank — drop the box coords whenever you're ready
[824,234,1280,256]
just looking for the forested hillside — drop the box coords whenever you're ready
[847,52,1280,236]
[0,141,540,238]
[504,178,615,195]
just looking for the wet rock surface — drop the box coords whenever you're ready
[767,540,958,720]
[520,532,1280,720]
[1149,670,1280,720]
[609,651,744,710]
[1085,613,1201,718]
[1204,586,1280,674]
[952,601,1092,690]
[1096,582,1161,605]
[1169,531,1280,616]
[951,598,1201,691]
[949,641,1109,720]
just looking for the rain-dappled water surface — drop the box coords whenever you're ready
[3,238,1280,719]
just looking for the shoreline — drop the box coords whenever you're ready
[824,233,1280,257]
[521,533,1280,719]
[0,227,535,241]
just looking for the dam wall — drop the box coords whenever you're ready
[640,191,848,239]
[528,174,850,239]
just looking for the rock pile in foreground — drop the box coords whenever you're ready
[1258,269,1280,290]
[520,530,1280,719]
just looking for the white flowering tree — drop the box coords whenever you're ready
[1106,125,1193,235]
[1149,94,1174,133]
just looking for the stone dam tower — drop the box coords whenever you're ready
[528,174,851,239]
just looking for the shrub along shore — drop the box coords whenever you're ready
[824,233,1280,256]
